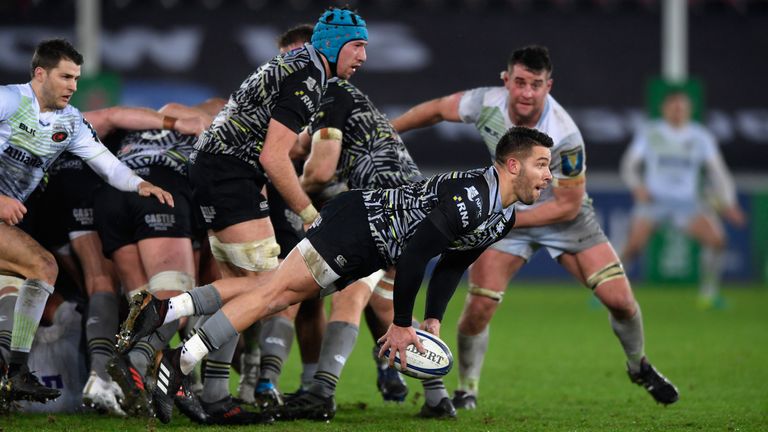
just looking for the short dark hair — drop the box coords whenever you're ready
[30,39,83,78]
[495,126,554,164]
[508,45,552,76]
[277,24,314,50]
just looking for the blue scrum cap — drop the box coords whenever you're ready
[311,8,368,64]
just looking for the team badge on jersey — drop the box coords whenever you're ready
[560,148,584,177]
[51,131,68,142]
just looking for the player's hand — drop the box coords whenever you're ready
[420,318,441,338]
[175,116,207,136]
[0,195,27,225]
[632,186,651,203]
[138,181,175,208]
[377,323,423,370]
[722,205,747,227]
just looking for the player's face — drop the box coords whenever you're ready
[662,93,691,127]
[336,40,367,80]
[38,59,80,111]
[515,145,552,205]
[504,64,552,128]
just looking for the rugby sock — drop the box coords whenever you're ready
[309,321,359,398]
[609,303,645,372]
[164,285,222,324]
[86,292,119,380]
[201,333,237,404]
[258,316,294,384]
[0,292,18,363]
[422,378,449,407]
[9,279,54,368]
[301,362,318,391]
[237,322,262,401]
[181,311,237,375]
[457,325,490,395]
[128,321,180,375]
[700,247,723,299]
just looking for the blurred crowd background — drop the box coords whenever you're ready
[2,0,766,284]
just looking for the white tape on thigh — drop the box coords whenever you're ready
[359,269,385,293]
[68,230,96,241]
[379,276,395,286]
[373,284,394,300]
[0,275,24,290]
[468,283,504,303]
[148,271,195,294]
[209,235,281,272]
[297,238,339,291]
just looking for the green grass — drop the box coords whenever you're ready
[4,283,768,431]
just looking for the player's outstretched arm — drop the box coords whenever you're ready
[300,130,343,194]
[390,91,464,134]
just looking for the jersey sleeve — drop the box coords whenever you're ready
[271,67,320,133]
[548,131,586,181]
[308,82,353,135]
[457,87,491,124]
[0,86,22,121]
[428,177,488,239]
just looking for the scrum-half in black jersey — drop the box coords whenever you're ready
[116,129,196,176]
[363,166,515,267]
[308,79,421,189]
[194,44,327,171]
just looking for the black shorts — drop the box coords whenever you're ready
[33,167,102,248]
[267,181,305,259]
[95,166,194,256]
[305,190,385,289]
[188,151,270,231]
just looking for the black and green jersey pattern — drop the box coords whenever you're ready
[116,129,197,176]
[194,44,327,170]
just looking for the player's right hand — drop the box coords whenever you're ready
[0,195,27,225]
[138,181,175,208]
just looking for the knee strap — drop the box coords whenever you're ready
[209,235,281,272]
[359,269,385,293]
[148,271,195,294]
[468,284,504,303]
[586,262,626,290]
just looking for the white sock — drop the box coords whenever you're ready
[180,333,209,375]
[164,293,195,325]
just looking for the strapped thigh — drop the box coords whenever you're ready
[586,261,626,290]
[468,283,504,303]
[209,235,281,272]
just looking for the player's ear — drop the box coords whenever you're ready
[500,70,509,83]
[506,156,520,176]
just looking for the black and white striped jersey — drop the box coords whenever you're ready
[308,79,421,189]
[194,44,327,171]
[362,166,515,266]
[116,129,197,176]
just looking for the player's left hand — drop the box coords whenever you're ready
[420,318,441,337]
[378,324,423,370]
[138,181,175,208]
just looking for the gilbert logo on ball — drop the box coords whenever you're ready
[382,328,454,380]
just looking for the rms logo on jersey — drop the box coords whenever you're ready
[453,195,470,228]
[294,90,315,112]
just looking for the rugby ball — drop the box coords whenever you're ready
[381,328,453,380]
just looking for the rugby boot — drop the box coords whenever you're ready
[106,353,152,417]
[627,357,679,405]
[116,291,168,353]
[174,383,208,424]
[452,390,477,410]
[273,391,336,421]
[253,378,284,409]
[202,395,275,425]
[1,364,60,403]
[150,347,185,424]
[418,397,457,419]
[82,371,126,416]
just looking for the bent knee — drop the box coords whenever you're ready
[29,251,58,283]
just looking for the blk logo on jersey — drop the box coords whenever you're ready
[18,122,36,136]
[561,148,584,177]
[51,131,68,142]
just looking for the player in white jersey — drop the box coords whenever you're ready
[0,39,172,405]
[620,90,746,309]
[392,45,679,408]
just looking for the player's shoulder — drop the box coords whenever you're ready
[541,95,583,145]
[687,121,716,140]
[463,86,505,105]
[0,84,27,109]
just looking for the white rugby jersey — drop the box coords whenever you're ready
[458,87,586,209]
[0,84,142,202]
[623,120,729,203]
